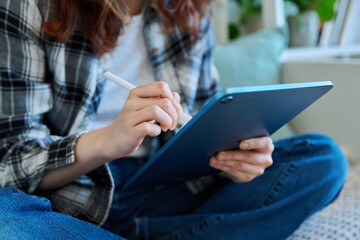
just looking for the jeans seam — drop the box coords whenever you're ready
[135,218,141,239]
[168,216,223,240]
[259,162,298,208]
[136,217,150,240]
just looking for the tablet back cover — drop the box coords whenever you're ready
[124,81,333,191]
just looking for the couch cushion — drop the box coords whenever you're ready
[213,27,287,90]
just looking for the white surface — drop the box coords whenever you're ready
[329,0,349,45]
[212,0,228,44]
[339,0,360,46]
[319,21,334,47]
[282,59,360,164]
[261,0,285,29]
[281,45,360,61]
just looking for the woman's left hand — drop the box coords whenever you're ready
[209,136,274,183]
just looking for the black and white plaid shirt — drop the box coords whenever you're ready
[0,0,218,225]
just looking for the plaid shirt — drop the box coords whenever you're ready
[0,0,218,225]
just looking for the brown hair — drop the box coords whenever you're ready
[42,0,210,57]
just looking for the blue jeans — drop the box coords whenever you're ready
[0,134,348,240]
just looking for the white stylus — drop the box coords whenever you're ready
[104,71,192,125]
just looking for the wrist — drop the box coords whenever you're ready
[94,125,120,162]
[75,127,115,165]
[97,124,118,161]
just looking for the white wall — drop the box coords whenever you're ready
[212,0,228,44]
[283,59,360,164]
[261,0,285,29]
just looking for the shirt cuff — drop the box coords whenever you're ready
[29,132,85,193]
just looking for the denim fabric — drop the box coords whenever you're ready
[103,134,348,240]
[0,134,348,240]
[0,188,124,240]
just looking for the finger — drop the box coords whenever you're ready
[126,122,162,154]
[132,122,162,138]
[172,92,183,111]
[240,136,274,153]
[216,151,273,167]
[127,97,179,130]
[131,81,173,98]
[209,159,257,183]
[130,82,182,112]
[172,91,180,102]
[125,122,162,155]
[210,157,265,176]
[130,105,173,132]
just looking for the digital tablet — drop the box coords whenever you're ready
[124,81,333,191]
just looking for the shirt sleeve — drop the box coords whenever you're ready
[0,0,81,193]
[181,11,220,194]
[193,12,219,114]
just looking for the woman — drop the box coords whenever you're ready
[0,0,348,239]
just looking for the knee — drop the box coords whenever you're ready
[273,134,348,213]
[275,133,348,187]
[319,134,348,184]
[300,133,348,191]
[308,134,349,212]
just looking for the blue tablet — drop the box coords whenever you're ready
[124,81,333,191]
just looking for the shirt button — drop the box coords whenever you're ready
[152,48,159,54]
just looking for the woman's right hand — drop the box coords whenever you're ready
[103,81,183,159]
[40,81,182,190]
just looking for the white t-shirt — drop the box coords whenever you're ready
[91,13,156,156]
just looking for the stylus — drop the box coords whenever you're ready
[104,71,192,125]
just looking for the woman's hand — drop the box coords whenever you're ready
[209,136,274,183]
[103,81,182,159]
[41,81,182,190]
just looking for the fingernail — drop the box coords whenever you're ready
[241,142,248,149]
[217,153,224,161]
